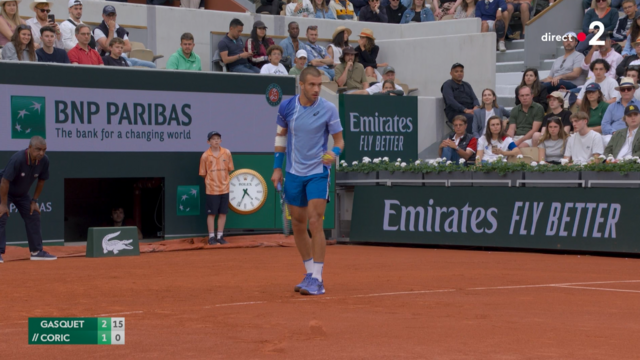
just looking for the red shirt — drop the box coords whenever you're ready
[68,44,104,65]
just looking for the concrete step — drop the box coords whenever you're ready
[496,49,524,63]
[496,59,553,73]
[506,39,524,50]
[496,84,518,97]
[496,71,551,85]
[497,95,516,108]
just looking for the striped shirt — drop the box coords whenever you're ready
[199,147,234,195]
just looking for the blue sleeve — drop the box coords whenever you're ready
[217,39,229,53]
[582,10,592,34]
[601,105,613,134]
[400,9,410,24]
[623,34,635,56]
[442,81,464,112]
[507,142,517,151]
[326,103,343,134]
[498,0,508,10]
[401,0,411,7]
[276,99,290,128]
[605,10,619,32]
[475,4,481,18]
[425,8,435,22]
[472,110,482,139]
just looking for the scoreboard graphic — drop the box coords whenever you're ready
[29,318,125,345]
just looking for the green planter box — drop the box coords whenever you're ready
[524,171,582,187]
[427,171,472,187]
[86,227,140,258]
[472,171,523,187]
[377,171,423,186]
[336,171,377,186]
[582,171,640,188]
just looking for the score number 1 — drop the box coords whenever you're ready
[589,21,605,46]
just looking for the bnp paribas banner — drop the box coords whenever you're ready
[351,187,640,254]
[339,94,418,163]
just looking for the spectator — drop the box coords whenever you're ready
[622,14,640,56]
[256,0,286,14]
[305,25,335,79]
[60,0,94,52]
[476,0,508,52]
[515,68,549,112]
[355,29,387,79]
[439,115,477,164]
[351,0,369,14]
[579,83,609,133]
[166,32,201,71]
[352,66,403,94]
[576,0,619,55]
[1,24,37,61]
[507,86,544,148]
[289,49,307,75]
[432,0,458,20]
[245,20,274,70]
[359,0,388,21]
[454,0,477,19]
[400,0,435,23]
[105,206,142,240]
[36,26,69,64]
[386,0,407,23]
[280,21,306,69]
[0,0,25,47]
[335,46,369,92]
[286,0,315,16]
[26,0,63,49]
[102,37,128,67]
[472,88,510,138]
[617,36,640,77]
[604,104,640,159]
[537,117,568,164]
[330,0,358,20]
[564,111,604,164]
[625,63,640,100]
[532,91,572,146]
[612,0,638,44]
[67,24,103,65]
[540,33,586,92]
[505,0,532,39]
[582,34,621,81]
[577,59,620,105]
[476,116,521,163]
[441,62,480,133]
[261,45,288,75]
[313,0,336,18]
[374,80,404,95]
[327,26,351,65]
[601,77,640,143]
[220,18,259,74]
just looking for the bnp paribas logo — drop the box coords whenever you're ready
[177,185,200,216]
[11,96,46,139]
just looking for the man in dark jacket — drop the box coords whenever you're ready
[359,0,388,22]
[256,0,286,14]
[441,63,480,134]
[385,0,406,23]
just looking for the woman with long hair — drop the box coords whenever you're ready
[515,68,549,112]
[476,116,521,163]
[0,0,25,46]
[244,20,275,69]
[355,28,387,79]
[576,0,618,54]
[453,0,477,19]
[623,15,640,56]
[472,88,511,138]
[327,26,351,65]
[537,117,568,164]
[312,0,335,19]
[579,83,609,133]
[1,24,37,61]
[400,0,435,23]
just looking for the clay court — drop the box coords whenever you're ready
[2,235,640,359]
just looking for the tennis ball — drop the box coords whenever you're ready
[322,154,333,160]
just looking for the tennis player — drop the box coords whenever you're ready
[271,67,344,296]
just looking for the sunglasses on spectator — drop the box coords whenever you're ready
[620,87,635,92]
[596,0,607,2]
[38,8,51,13]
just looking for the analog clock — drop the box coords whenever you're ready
[228,169,268,215]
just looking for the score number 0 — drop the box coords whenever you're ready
[589,21,605,46]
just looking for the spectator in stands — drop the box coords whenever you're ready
[507,86,544,148]
[102,37,128,67]
[617,37,640,77]
[472,88,510,138]
[442,63,479,133]
[579,82,609,133]
[167,32,201,71]
[26,0,63,49]
[612,0,638,45]
[245,20,274,70]
[375,80,404,95]
[327,26,351,65]
[286,0,315,16]
[106,206,143,240]
[537,117,568,165]
[476,116,521,163]
[352,66,403,94]
[1,24,37,61]
[604,104,640,158]
[256,0,286,14]
[289,49,307,75]
[504,0,531,39]
[313,0,336,18]
[330,0,358,20]
[305,25,335,79]
[622,14,640,56]
[0,0,25,47]
[625,64,640,100]
[577,0,619,55]
[564,112,604,164]
[601,77,640,142]
[36,26,69,64]
[439,115,477,164]
[335,46,369,92]
[260,45,288,75]
[355,29,386,79]
[541,33,585,92]
[514,69,548,112]
[220,19,259,74]
[67,24,102,65]
[582,34,621,81]
[475,0,508,52]
[454,0,477,19]
[60,0,92,52]
[280,21,306,69]
[359,0,388,21]
[577,59,620,105]
[532,91,572,146]
[432,0,458,20]
[386,0,407,23]
[400,0,435,23]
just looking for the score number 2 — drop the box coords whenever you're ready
[589,21,605,46]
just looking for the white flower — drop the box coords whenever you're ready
[400,162,407,168]
[560,159,569,165]
[487,158,496,163]
[539,161,547,165]
[415,160,421,165]
[340,160,347,164]
[397,158,402,162]
[352,161,358,165]
[446,161,452,165]
[607,156,614,162]
[624,155,633,161]
[373,158,380,164]
[497,154,504,159]
[589,157,595,162]
[382,157,389,162]
[530,161,538,167]
[428,160,437,165]
[637,159,640,164]
[517,154,523,159]
[633,156,639,161]
[362,156,371,162]
[395,162,400,166]
[458,158,466,164]
[598,155,606,159]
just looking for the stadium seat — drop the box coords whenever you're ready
[128,42,164,62]
[212,50,227,72]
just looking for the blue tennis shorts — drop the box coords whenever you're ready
[284,167,330,208]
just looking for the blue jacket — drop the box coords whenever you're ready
[315,8,336,19]
[279,37,308,69]
[400,7,435,24]
[623,34,637,56]
[472,107,511,139]
[400,0,411,8]
[601,98,640,135]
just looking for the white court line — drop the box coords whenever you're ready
[212,301,267,307]
[466,280,640,291]
[93,311,144,316]
[351,289,457,298]
[554,285,640,294]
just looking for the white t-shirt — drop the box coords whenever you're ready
[616,128,638,160]
[260,63,288,75]
[578,77,620,101]
[366,82,404,95]
[328,44,342,65]
[477,136,516,162]
[59,19,83,52]
[285,0,315,17]
[564,131,604,164]
[94,24,129,54]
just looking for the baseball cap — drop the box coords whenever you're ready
[625,104,640,116]
[207,131,221,140]
[451,63,464,70]
[295,49,307,59]
[546,91,564,101]
[253,20,267,29]
[381,66,395,75]
[68,0,82,8]
[584,82,601,92]
[102,5,116,15]
[564,32,578,42]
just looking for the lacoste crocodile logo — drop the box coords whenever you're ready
[102,231,133,254]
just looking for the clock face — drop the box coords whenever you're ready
[228,169,268,215]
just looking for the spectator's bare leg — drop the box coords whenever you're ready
[365,66,376,78]
[481,21,489,33]
[520,2,530,36]
[531,132,542,147]
[217,214,227,234]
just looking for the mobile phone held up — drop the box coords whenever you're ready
[48,14,55,24]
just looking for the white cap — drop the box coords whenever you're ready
[68,0,82,8]
[564,32,578,41]
[630,60,640,66]
[295,50,307,59]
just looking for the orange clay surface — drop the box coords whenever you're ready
[1,235,640,359]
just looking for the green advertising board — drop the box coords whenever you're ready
[339,94,418,163]
[86,227,140,258]
[351,187,639,253]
